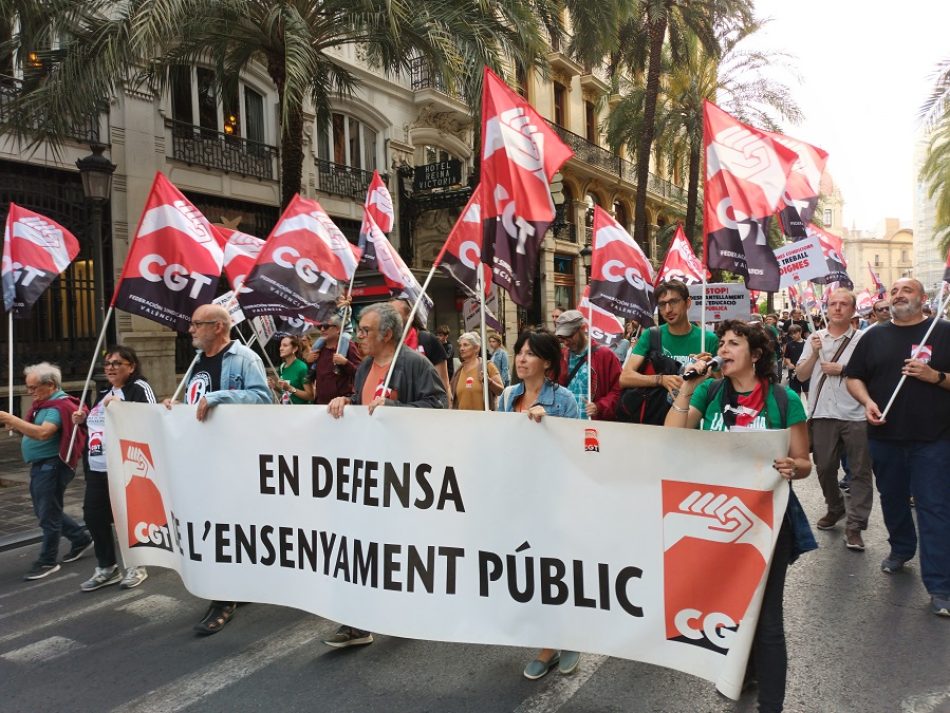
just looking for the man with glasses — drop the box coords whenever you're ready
[0,362,93,580]
[553,309,621,420]
[163,303,271,634]
[303,315,362,404]
[869,299,891,326]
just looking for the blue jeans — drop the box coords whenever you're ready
[29,457,88,566]
[869,439,950,596]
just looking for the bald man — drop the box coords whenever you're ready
[164,303,271,634]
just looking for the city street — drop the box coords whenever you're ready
[0,476,947,713]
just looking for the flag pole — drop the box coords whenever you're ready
[65,306,115,463]
[797,281,817,334]
[170,352,201,404]
[7,311,13,436]
[700,278,707,353]
[587,299,593,409]
[478,270,489,411]
[880,286,950,420]
[381,263,439,398]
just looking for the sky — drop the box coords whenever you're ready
[745,0,949,233]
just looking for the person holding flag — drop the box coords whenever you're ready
[553,310,621,420]
[302,314,362,405]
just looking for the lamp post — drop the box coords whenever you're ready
[76,143,116,335]
[579,241,592,282]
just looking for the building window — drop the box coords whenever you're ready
[169,66,270,143]
[516,64,530,99]
[553,82,567,127]
[901,249,908,263]
[874,254,881,267]
[823,208,832,225]
[553,253,576,309]
[585,100,596,143]
[316,111,378,170]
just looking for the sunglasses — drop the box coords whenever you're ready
[315,324,333,330]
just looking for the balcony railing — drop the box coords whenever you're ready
[551,221,578,244]
[166,119,278,181]
[0,74,100,144]
[408,57,467,101]
[314,159,375,200]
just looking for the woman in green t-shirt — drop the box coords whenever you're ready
[269,335,310,404]
[664,319,811,713]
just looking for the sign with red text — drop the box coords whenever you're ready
[688,283,750,322]
[774,236,827,288]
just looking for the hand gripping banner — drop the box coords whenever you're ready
[480,67,572,306]
[656,225,708,286]
[2,203,80,316]
[703,101,797,291]
[588,206,656,326]
[438,184,491,298]
[112,173,223,331]
[106,403,792,701]
[238,195,360,323]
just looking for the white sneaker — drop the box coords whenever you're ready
[81,566,120,592]
[120,567,148,589]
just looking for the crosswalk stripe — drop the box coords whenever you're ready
[1,635,85,664]
[0,589,143,646]
[117,594,181,622]
[512,654,608,713]
[0,589,82,622]
[0,573,79,602]
[109,620,325,713]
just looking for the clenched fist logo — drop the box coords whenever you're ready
[707,126,786,207]
[483,108,547,185]
[663,490,771,562]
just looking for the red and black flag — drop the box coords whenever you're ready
[806,223,852,289]
[480,67,572,306]
[438,183,491,298]
[215,226,264,295]
[112,173,223,331]
[765,132,828,240]
[579,286,626,349]
[867,262,886,298]
[2,203,80,316]
[364,170,395,234]
[703,101,797,291]
[656,224,708,286]
[238,195,360,323]
[588,206,656,326]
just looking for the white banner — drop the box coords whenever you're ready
[250,314,277,346]
[212,290,246,326]
[462,291,500,332]
[688,283,750,322]
[105,404,790,700]
[774,236,827,288]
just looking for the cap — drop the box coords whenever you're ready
[554,309,586,337]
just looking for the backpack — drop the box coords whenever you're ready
[705,379,789,428]
[615,327,683,425]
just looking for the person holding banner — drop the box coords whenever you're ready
[268,335,310,404]
[496,330,580,679]
[554,310,621,420]
[163,304,271,634]
[451,332,504,411]
[845,279,950,618]
[70,346,155,591]
[303,316,362,405]
[664,320,813,713]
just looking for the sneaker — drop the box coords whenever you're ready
[816,512,845,530]
[559,650,581,675]
[881,553,909,574]
[523,654,559,680]
[120,567,149,589]
[81,566,121,592]
[24,562,61,581]
[931,596,950,617]
[62,539,93,563]
[321,626,374,648]
[838,479,851,493]
[844,529,865,551]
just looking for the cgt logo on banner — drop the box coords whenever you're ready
[121,440,173,552]
[662,481,773,654]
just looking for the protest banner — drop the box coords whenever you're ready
[774,236,827,288]
[212,290,246,326]
[688,283,749,322]
[462,291,500,332]
[106,403,790,701]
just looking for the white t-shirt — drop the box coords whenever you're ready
[86,386,125,471]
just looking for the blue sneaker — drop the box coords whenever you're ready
[931,596,950,617]
[881,553,909,574]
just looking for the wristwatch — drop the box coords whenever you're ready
[937,371,947,384]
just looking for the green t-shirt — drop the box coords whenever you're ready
[689,379,806,432]
[21,390,66,462]
[631,324,719,369]
[279,358,310,404]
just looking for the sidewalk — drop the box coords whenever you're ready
[0,435,85,551]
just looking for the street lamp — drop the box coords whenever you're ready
[76,143,116,334]
[579,241,592,281]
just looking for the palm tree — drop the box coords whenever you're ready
[0,0,568,208]
[919,59,950,253]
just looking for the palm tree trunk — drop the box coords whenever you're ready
[632,13,667,258]
[685,132,701,242]
[280,104,304,209]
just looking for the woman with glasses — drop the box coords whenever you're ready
[269,335,310,404]
[71,346,157,592]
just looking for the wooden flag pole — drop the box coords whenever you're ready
[478,269,490,411]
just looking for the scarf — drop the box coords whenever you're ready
[721,378,768,430]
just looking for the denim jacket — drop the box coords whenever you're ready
[497,379,580,418]
[199,341,273,407]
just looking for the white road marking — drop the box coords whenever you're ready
[1,635,85,664]
[0,589,143,645]
[117,594,181,622]
[0,573,79,601]
[109,620,325,713]
[512,654,608,713]
[0,589,82,621]
[901,686,950,713]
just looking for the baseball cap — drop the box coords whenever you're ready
[554,309,586,337]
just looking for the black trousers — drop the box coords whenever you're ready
[83,470,118,569]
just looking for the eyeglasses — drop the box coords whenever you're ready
[875,307,891,313]
[356,326,376,336]
[657,298,684,309]
[103,360,130,368]
[316,324,332,330]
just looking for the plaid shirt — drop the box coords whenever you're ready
[566,348,590,420]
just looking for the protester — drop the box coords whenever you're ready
[487,331,510,386]
[451,332,504,410]
[436,324,456,380]
[303,315,362,405]
[554,309,621,420]
[496,330,581,679]
[785,308,811,337]
[869,299,891,326]
[846,278,950,617]
[796,289,874,551]
[0,363,92,580]
[163,304,271,634]
[617,280,717,424]
[71,346,156,591]
[268,335,310,404]
[782,326,809,396]
[550,305,565,330]
[299,333,317,366]
[664,319,813,713]
[390,297,452,406]
[324,302,448,647]
[611,320,639,365]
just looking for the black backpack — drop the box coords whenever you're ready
[705,379,789,428]
[615,327,683,425]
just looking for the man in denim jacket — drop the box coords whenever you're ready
[163,303,271,634]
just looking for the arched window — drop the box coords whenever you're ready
[316,112,378,171]
[169,66,270,144]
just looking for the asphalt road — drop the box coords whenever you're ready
[1,476,947,713]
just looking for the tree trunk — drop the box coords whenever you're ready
[632,14,667,258]
[280,104,304,209]
[685,132,701,243]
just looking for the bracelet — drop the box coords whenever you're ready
[655,374,662,386]
[670,404,689,414]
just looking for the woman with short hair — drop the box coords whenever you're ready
[450,332,504,410]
